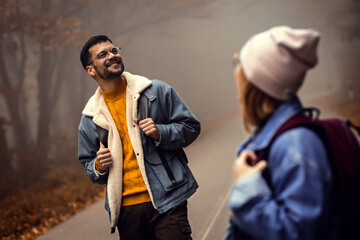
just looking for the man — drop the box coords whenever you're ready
[78,35,200,240]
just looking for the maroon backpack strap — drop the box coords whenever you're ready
[256,108,325,192]
[257,108,321,162]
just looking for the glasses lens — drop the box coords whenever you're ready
[111,47,120,55]
[97,51,108,59]
[93,47,121,63]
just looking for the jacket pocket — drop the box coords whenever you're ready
[144,149,188,192]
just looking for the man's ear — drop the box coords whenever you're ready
[86,65,96,77]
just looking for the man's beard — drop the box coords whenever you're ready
[95,57,124,79]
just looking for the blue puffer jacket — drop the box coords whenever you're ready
[78,72,200,233]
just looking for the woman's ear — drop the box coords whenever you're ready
[86,65,96,77]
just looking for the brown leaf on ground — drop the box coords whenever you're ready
[0,163,105,240]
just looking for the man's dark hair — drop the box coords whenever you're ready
[80,35,112,69]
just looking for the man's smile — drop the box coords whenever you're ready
[105,58,122,68]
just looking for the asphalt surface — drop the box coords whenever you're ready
[36,115,246,240]
[36,88,337,240]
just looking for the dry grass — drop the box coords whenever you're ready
[0,160,105,240]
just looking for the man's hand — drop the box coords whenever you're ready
[233,151,267,181]
[96,142,112,172]
[133,118,160,141]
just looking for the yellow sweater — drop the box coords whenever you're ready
[101,78,150,206]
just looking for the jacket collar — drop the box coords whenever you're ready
[237,96,303,155]
[122,71,153,96]
[82,71,152,117]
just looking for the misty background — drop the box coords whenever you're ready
[0,0,359,238]
[1,0,360,209]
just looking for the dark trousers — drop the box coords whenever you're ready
[117,201,192,240]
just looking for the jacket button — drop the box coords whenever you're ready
[133,125,136,127]
[136,153,139,156]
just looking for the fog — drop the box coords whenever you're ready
[79,0,359,133]
[1,0,359,238]
[2,0,358,147]
[0,0,358,188]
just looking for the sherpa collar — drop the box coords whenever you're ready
[82,71,152,118]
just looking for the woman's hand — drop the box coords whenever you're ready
[233,151,267,181]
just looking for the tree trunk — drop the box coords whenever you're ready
[36,39,55,146]
[36,0,55,146]
[0,42,31,151]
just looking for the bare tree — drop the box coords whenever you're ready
[0,0,89,177]
[0,0,217,180]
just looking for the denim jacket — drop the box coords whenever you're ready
[78,72,200,233]
[225,97,335,240]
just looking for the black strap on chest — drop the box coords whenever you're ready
[96,125,108,148]
[139,94,177,185]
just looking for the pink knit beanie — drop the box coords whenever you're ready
[239,26,320,100]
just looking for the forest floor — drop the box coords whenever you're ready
[0,163,106,240]
[0,91,359,240]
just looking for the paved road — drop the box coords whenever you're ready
[36,88,337,240]
[36,115,246,240]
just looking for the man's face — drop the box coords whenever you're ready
[88,41,124,80]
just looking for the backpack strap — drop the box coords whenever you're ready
[255,108,325,189]
[138,94,149,122]
[138,94,177,185]
[96,125,108,148]
[257,108,322,162]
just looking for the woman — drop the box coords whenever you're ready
[225,26,336,239]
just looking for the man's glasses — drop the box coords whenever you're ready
[89,47,121,65]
